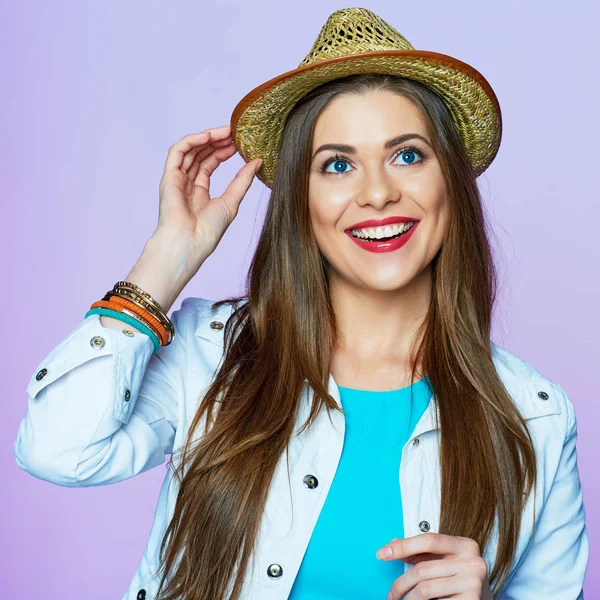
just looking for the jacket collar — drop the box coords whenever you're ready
[195,302,562,436]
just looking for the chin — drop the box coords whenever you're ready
[356,274,415,291]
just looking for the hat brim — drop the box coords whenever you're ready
[231,49,502,188]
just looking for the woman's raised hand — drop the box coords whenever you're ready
[155,125,262,264]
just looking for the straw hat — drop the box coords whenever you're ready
[230,7,502,189]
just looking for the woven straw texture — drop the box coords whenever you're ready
[231,8,502,188]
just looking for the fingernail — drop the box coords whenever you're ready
[376,546,392,560]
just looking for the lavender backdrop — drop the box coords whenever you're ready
[2,1,596,597]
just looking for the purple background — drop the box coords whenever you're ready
[2,1,597,597]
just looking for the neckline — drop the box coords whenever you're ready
[337,375,429,394]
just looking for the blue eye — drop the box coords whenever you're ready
[395,149,422,165]
[319,146,426,176]
[324,158,351,174]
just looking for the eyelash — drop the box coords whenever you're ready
[319,145,427,175]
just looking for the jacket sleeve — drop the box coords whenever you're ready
[14,298,197,487]
[499,382,589,599]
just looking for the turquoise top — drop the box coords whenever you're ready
[288,376,433,599]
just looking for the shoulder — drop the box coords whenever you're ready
[173,296,245,348]
[490,341,576,436]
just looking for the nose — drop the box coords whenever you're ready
[355,166,401,209]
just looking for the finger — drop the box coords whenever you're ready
[187,138,234,178]
[182,137,233,174]
[181,143,208,174]
[399,553,446,565]
[192,143,238,190]
[388,558,463,598]
[394,574,466,600]
[164,126,230,173]
[216,158,262,211]
[377,534,479,563]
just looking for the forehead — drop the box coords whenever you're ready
[311,89,427,146]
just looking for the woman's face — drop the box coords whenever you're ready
[308,89,449,292]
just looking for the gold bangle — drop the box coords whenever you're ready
[114,281,174,337]
[115,281,167,315]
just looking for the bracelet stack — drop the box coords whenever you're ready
[85,281,175,354]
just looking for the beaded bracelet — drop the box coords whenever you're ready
[87,280,174,353]
[85,307,162,354]
[114,281,175,342]
[92,299,165,347]
[91,297,169,346]
[102,287,174,345]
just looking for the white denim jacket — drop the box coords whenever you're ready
[14,297,589,599]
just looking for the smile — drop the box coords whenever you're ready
[346,221,418,253]
[350,221,415,241]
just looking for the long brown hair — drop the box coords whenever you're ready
[155,73,537,599]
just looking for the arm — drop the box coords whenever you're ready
[499,382,589,599]
[14,126,260,489]
[13,299,196,487]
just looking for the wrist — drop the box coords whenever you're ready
[146,228,211,268]
[125,235,199,313]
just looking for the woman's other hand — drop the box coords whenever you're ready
[376,533,493,600]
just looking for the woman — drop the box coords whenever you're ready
[14,7,588,600]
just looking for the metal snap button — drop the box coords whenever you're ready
[537,391,549,401]
[267,563,283,579]
[413,437,420,447]
[210,320,224,330]
[90,335,106,349]
[121,329,135,337]
[419,520,430,532]
[124,388,131,402]
[303,474,319,489]
[136,590,146,600]
[35,368,48,381]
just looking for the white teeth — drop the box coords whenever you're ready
[350,221,415,240]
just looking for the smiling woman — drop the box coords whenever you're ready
[135,64,586,599]
[14,6,588,600]
[308,89,448,287]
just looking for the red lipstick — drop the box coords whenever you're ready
[345,215,417,231]
[345,217,419,254]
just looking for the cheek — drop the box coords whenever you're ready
[308,189,349,233]
[424,182,449,222]
[426,193,450,249]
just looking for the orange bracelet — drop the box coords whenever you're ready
[90,298,169,346]
[109,295,171,346]
[90,297,170,346]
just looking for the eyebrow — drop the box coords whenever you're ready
[311,133,432,161]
